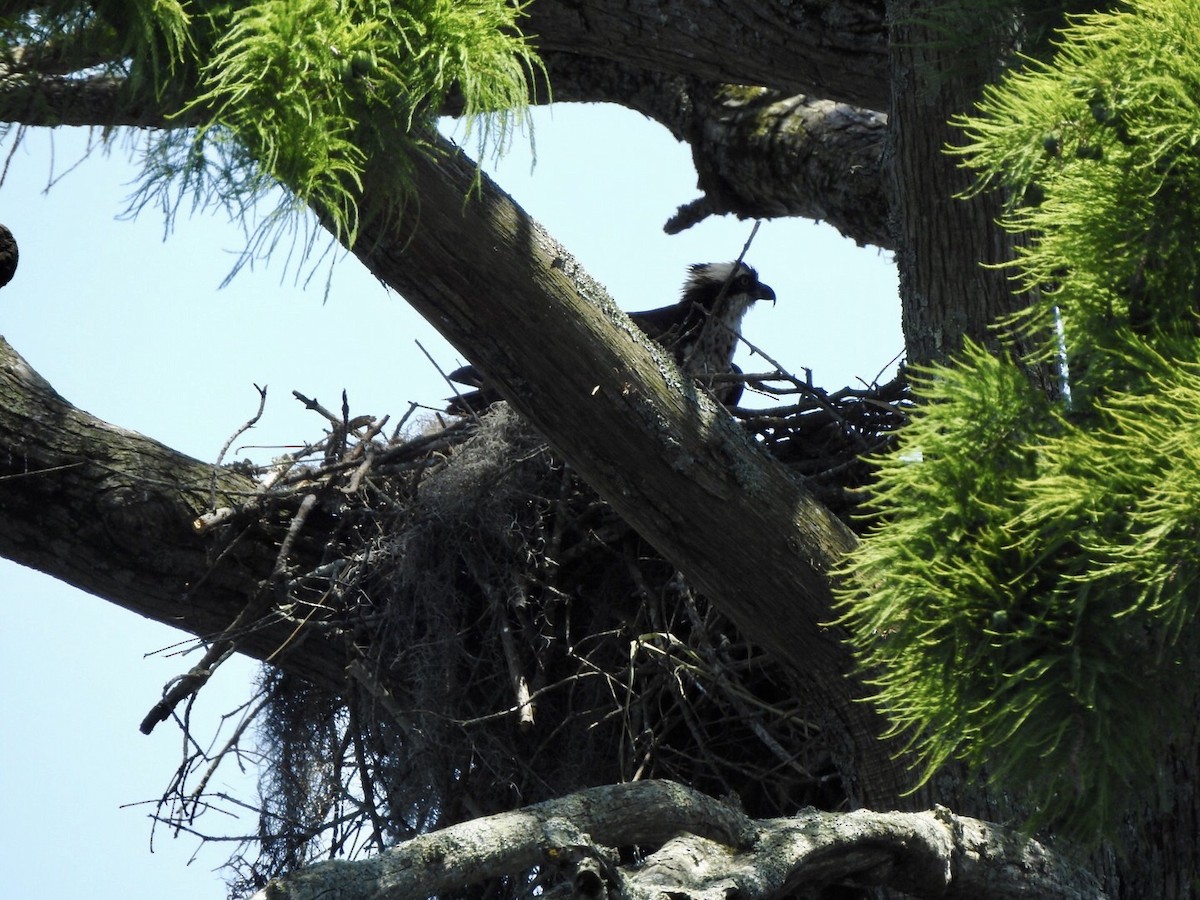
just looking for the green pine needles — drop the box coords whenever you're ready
[838,0,1200,841]
[73,0,543,244]
[955,0,1200,405]
[838,343,1195,840]
[184,0,542,242]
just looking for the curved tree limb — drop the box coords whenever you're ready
[249,779,1104,900]
[5,0,891,111]
[670,88,888,247]
[0,68,891,248]
[541,55,890,247]
[0,9,893,248]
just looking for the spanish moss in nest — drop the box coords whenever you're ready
[169,374,908,896]
[253,670,349,878]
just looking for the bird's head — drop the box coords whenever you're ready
[683,261,776,316]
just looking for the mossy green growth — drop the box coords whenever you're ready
[15,0,545,245]
[840,0,1200,842]
[838,342,1200,841]
[182,0,543,243]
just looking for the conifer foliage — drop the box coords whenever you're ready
[2,0,542,242]
[186,0,541,241]
[838,0,1200,840]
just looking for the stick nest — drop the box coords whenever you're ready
[154,374,909,896]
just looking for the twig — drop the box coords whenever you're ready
[139,641,240,735]
[209,384,268,510]
[292,390,342,427]
[350,701,391,853]
[416,338,480,422]
[490,582,535,729]
[391,401,420,441]
[142,493,320,735]
[187,690,272,803]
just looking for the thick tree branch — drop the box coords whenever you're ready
[1,6,895,245]
[0,338,352,690]
[4,26,122,78]
[6,0,891,112]
[0,66,891,248]
[671,88,888,246]
[526,0,889,109]
[0,73,188,128]
[543,54,891,248]
[250,780,1104,900]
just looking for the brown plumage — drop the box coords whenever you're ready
[0,225,17,290]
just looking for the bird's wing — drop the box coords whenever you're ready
[448,364,486,388]
[628,302,705,351]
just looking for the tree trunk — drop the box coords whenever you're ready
[886,0,1021,365]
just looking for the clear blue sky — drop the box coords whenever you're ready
[0,105,899,899]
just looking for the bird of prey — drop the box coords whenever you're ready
[446,261,776,415]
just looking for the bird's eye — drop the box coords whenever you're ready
[734,275,752,290]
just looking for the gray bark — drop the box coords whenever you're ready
[248,780,1103,900]
[526,0,889,109]
[0,337,354,692]
[883,0,1049,366]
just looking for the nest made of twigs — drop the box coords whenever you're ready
[159,371,909,896]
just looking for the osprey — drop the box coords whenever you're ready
[447,261,776,414]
